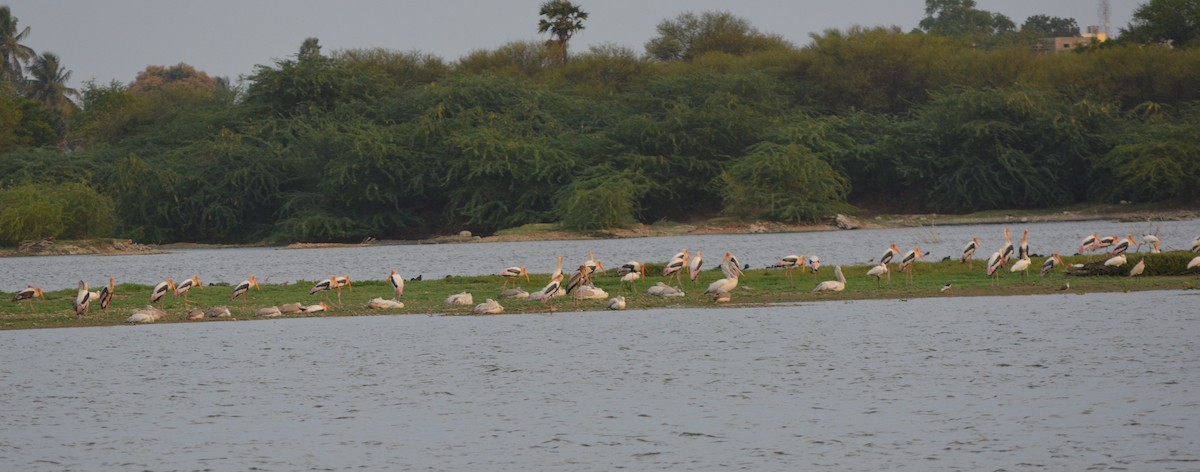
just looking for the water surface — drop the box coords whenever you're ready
[1,291,1196,470]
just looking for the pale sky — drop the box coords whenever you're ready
[7,0,1138,90]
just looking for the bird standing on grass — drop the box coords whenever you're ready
[389,270,405,297]
[232,275,260,303]
[151,278,175,309]
[1040,254,1066,277]
[173,275,203,309]
[12,286,45,311]
[499,266,529,288]
[960,237,980,270]
[867,263,888,288]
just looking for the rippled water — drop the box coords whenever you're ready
[1,291,1196,470]
[5,218,1199,291]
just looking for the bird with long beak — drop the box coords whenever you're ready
[1103,253,1127,268]
[12,286,46,311]
[1110,235,1135,256]
[173,275,203,309]
[335,274,352,292]
[499,266,530,288]
[75,280,92,318]
[663,249,690,289]
[1040,253,1066,277]
[688,250,703,285]
[812,266,846,293]
[1000,228,1015,265]
[302,302,331,314]
[879,243,900,282]
[960,237,981,270]
[551,255,565,280]
[898,246,925,285]
[1139,234,1159,253]
[151,278,175,308]
[866,263,888,288]
[1079,232,1099,260]
[98,277,115,316]
[1151,240,1161,254]
[310,276,341,304]
[986,251,1004,286]
[584,251,606,285]
[773,254,806,288]
[232,275,260,303]
[1018,229,1030,260]
[1129,258,1146,279]
[1097,234,1119,253]
[619,261,646,292]
[705,252,744,302]
[1010,256,1032,283]
[808,256,821,273]
[389,270,405,297]
[538,273,565,313]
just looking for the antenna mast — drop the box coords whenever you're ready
[1098,0,1111,38]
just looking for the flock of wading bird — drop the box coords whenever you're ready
[10,231,1200,322]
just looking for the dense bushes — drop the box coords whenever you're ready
[3,29,1199,244]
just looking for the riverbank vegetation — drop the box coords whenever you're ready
[1,1,1199,245]
[2,252,1197,330]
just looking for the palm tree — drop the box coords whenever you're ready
[537,0,587,65]
[0,6,35,87]
[26,52,79,116]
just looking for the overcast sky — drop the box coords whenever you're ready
[7,0,1138,89]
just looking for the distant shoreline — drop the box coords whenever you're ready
[3,204,1195,257]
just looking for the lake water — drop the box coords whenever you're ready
[5,218,1199,291]
[1,291,1197,470]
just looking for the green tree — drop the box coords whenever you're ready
[537,0,588,65]
[919,0,1016,42]
[1120,0,1200,47]
[645,11,792,61]
[718,142,852,223]
[0,5,34,87]
[891,86,1114,212]
[0,182,115,245]
[25,52,79,116]
[1021,15,1080,37]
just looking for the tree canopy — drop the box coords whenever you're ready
[1,3,1198,245]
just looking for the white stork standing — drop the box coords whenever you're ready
[960,237,981,270]
[1010,256,1032,283]
[986,251,1004,286]
[389,270,405,297]
[898,246,925,286]
[173,274,203,309]
[773,254,806,288]
[866,263,888,288]
[538,273,565,313]
[232,275,260,303]
[663,249,690,289]
[499,266,529,288]
[1129,258,1146,279]
[74,280,92,318]
[150,278,175,309]
[688,250,704,285]
[310,276,341,304]
[1040,253,1065,277]
[618,261,646,292]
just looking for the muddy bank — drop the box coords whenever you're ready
[0,238,159,257]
